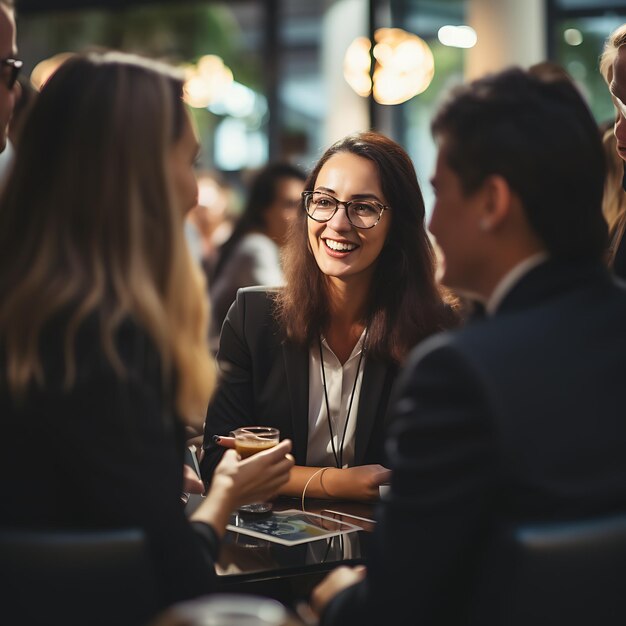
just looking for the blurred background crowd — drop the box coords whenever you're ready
[11,0,626,248]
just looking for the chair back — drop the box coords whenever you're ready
[470,513,626,626]
[1,527,159,626]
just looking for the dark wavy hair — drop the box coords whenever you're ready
[274,131,456,364]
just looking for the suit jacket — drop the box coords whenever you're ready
[323,260,626,626]
[0,316,219,613]
[201,287,398,481]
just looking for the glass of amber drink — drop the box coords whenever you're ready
[231,426,280,513]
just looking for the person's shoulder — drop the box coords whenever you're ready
[236,285,281,303]
[402,318,494,380]
[220,287,284,356]
[230,286,282,329]
[404,328,459,371]
[35,312,160,392]
[78,315,160,377]
[238,232,279,255]
[419,268,626,361]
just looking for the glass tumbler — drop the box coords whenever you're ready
[231,426,280,514]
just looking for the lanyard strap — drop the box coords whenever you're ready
[318,333,366,469]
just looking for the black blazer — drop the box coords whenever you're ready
[0,316,218,611]
[201,287,398,481]
[322,260,626,626]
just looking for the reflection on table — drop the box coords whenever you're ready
[215,497,376,582]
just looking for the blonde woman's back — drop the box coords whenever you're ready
[0,51,217,618]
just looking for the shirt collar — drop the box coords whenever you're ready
[485,252,549,316]
[320,327,367,363]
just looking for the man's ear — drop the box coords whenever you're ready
[477,174,512,232]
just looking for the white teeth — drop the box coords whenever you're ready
[324,238,357,252]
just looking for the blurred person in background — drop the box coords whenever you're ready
[0,51,293,620]
[208,162,306,346]
[600,23,626,278]
[0,0,19,153]
[0,0,21,186]
[185,170,233,271]
[200,131,456,501]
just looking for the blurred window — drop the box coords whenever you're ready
[553,13,626,125]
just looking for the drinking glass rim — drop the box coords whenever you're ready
[231,426,280,440]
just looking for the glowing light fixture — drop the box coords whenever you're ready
[208,81,257,118]
[183,54,233,109]
[344,28,434,105]
[437,25,477,49]
[344,36,373,97]
[30,52,74,90]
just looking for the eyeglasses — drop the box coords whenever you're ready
[302,191,389,229]
[0,58,22,90]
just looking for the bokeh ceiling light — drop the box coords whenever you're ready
[343,28,434,105]
[31,52,74,91]
[344,36,373,97]
[437,25,477,49]
[183,54,233,109]
[564,28,583,46]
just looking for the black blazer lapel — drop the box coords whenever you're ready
[282,341,309,464]
[354,357,390,465]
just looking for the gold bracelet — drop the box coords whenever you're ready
[301,467,330,512]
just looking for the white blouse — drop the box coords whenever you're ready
[306,330,367,468]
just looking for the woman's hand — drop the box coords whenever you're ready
[279,464,391,501]
[182,464,205,495]
[185,433,205,463]
[311,565,367,616]
[326,464,391,501]
[212,439,295,508]
[190,439,294,535]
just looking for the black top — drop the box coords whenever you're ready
[200,287,399,482]
[322,260,626,626]
[0,315,218,610]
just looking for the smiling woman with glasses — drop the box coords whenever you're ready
[201,131,457,502]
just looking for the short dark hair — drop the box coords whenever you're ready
[275,131,455,363]
[431,67,607,261]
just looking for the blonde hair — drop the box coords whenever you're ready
[601,126,626,265]
[0,51,214,425]
[600,24,626,85]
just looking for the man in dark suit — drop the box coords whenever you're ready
[311,67,626,625]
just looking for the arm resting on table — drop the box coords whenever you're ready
[280,464,390,502]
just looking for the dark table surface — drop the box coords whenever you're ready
[186,494,378,610]
[215,497,377,582]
